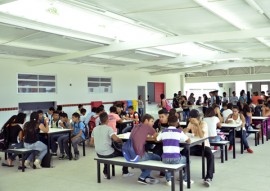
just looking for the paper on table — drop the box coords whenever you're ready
[118,132,131,139]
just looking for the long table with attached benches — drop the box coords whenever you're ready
[94,157,185,191]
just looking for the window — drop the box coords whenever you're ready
[18,74,56,93]
[88,77,112,93]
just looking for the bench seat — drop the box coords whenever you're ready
[94,157,185,191]
[210,141,230,163]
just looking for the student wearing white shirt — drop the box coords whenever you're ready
[222,102,233,122]
[44,107,55,124]
[185,109,214,187]
[203,107,222,143]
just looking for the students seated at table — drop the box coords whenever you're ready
[108,106,122,134]
[24,112,48,169]
[122,106,139,133]
[156,115,191,186]
[50,111,60,128]
[116,104,127,134]
[91,112,133,178]
[1,115,23,167]
[44,107,55,124]
[222,102,233,122]
[185,109,214,187]
[63,113,86,160]
[203,107,222,143]
[58,113,71,160]
[226,106,253,153]
[242,104,254,136]
[169,108,181,125]
[130,114,160,185]
[37,110,49,145]
[212,104,224,123]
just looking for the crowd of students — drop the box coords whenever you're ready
[1,89,269,187]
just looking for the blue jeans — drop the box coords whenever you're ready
[24,141,47,161]
[138,108,144,117]
[57,134,69,154]
[8,142,23,161]
[183,110,189,121]
[163,157,187,181]
[139,152,161,179]
[208,136,222,143]
[229,130,249,149]
[50,134,64,153]
[122,125,133,133]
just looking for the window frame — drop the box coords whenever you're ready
[87,76,112,93]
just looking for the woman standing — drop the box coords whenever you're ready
[160,93,172,111]
[239,90,247,104]
[138,95,144,117]
[23,112,48,169]
[181,96,190,122]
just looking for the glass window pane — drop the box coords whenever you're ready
[100,83,112,87]
[39,75,55,80]
[88,83,99,87]
[18,74,38,80]
[100,78,111,82]
[88,77,99,82]
[18,80,38,86]
[18,88,38,93]
[39,88,55,93]
[39,81,55,87]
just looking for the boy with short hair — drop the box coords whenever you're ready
[90,112,133,178]
[108,106,122,133]
[156,115,190,186]
[130,114,161,185]
[44,107,55,123]
[153,109,169,132]
[63,112,85,160]
[50,111,62,156]
[58,113,71,160]
[122,106,139,133]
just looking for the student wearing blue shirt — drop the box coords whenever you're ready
[63,112,85,160]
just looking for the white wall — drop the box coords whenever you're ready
[0,61,181,126]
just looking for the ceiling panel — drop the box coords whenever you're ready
[71,56,136,66]
[13,32,103,51]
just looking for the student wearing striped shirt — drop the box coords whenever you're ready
[156,115,191,186]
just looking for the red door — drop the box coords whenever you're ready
[154,83,165,102]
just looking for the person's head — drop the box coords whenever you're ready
[190,93,194,97]
[181,96,187,101]
[142,114,154,127]
[15,112,26,124]
[232,91,236,96]
[160,93,165,100]
[48,107,55,115]
[30,112,39,123]
[138,95,142,100]
[80,108,87,116]
[198,96,202,100]
[168,115,178,127]
[37,110,44,120]
[169,108,176,116]
[174,93,177,98]
[72,112,80,123]
[78,104,83,110]
[2,115,17,128]
[253,92,258,96]
[209,91,213,96]
[52,111,59,121]
[247,91,251,97]
[128,106,134,114]
[222,102,228,109]
[204,107,216,117]
[258,99,264,105]
[158,109,169,124]
[91,107,97,113]
[178,91,182,96]
[99,105,105,110]
[110,106,117,113]
[223,92,226,97]
[57,105,63,112]
[116,104,123,113]
[96,106,104,115]
[100,112,109,125]
[240,90,245,96]
[261,91,265,96]
[189,109,200,121]
[60,112,68,122]
[227,103,233,110]
[242,104,250,116]
[232,106,240,115]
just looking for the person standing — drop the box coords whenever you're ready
[138,95,144,117]
[230,91,238,105]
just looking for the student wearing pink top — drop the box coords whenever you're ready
[108,106,123,133]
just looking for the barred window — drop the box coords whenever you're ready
[88,77,112,93]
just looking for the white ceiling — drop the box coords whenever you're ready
[0,0,270,75]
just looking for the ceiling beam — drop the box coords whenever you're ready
[150,61,270,75]
[105,50,270,72]
[0,0,16,5]
[27,26,270,66]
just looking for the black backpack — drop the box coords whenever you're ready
[0,127,9,151]
[254,106,262,116]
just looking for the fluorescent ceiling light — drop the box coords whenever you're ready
[135,50,159,57]
[244,0,264,14]
[156,42,220,56]
[0,0,165,42]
